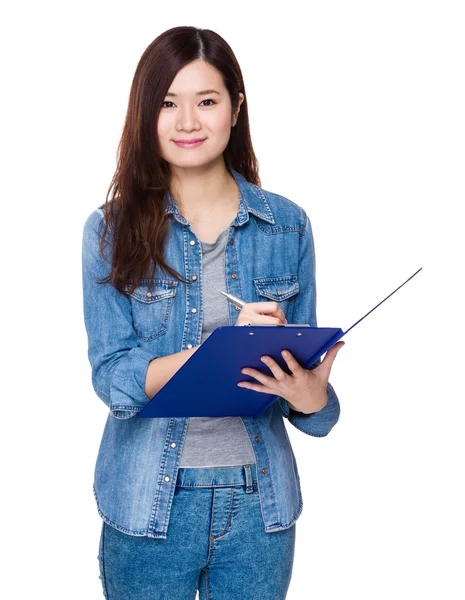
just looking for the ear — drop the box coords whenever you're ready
[232,93,245,127]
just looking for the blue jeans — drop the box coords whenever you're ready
[97,463,296,599]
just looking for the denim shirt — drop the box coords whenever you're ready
[81,168,341,539]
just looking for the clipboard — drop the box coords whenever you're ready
[137,267,422,420]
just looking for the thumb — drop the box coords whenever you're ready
[321,341,345,370]
[331,341,345,356]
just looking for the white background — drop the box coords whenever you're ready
[2,1,464,598]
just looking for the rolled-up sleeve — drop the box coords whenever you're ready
[278,208,341,437]
[81,209,158,419]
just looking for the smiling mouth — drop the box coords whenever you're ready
[173,139,206,143]
[173,139,206,148]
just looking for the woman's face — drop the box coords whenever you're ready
[157,59,244,170]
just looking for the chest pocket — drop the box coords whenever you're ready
[127,279,178,341]
[253,275,299,319]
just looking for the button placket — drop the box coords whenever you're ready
[186,234,201,349]
[240,419,276,521]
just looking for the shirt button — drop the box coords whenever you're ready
[229,239,234,244]
[277,290,282,295]
[190,240,195,246]
[235,306,240,311]
[186,344,192,349]
[146,292,152,298]
[210,535,214,540]
[262,468,268,474]
[170,442,177,448]
[255,436,261,442]
[191,308,197,313]
[164,476,170,482]
[231,273,237,279]
[192,275,198,281]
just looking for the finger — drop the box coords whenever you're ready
[237,380,276,394]
[240,366,276,387]
[259,355,287,382]
[250,301,280,315]
[280,350,303,375]
[250,301,286,323]
[249,314,282,325]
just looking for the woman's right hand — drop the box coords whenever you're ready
[235,301,288,326]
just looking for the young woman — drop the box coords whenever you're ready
[82,25,345,600]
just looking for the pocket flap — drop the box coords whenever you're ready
[127,279,178,303]
[253,275,299,302]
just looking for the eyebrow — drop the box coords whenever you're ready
[165,89,221,97]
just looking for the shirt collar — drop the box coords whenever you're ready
[163,167,276,226]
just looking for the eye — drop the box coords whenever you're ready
[161,99,217,108]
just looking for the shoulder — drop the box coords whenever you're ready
[82,204,114,243]
[81,205,114,268]
[81,206,112,265]
[83,205,104,232]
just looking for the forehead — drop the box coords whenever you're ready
[168,60,225,94]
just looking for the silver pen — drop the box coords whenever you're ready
[220,291,309,326]
[220,290,263,326]
[220,290,246,309]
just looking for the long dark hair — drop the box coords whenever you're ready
[97,26,261,296]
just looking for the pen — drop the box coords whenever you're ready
[220,291,307,327]
[220,290,246,309]
[220,290,293,324]
[220,290,265,325]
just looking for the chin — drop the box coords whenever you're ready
[167,152,222,169]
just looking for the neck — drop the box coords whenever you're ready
[169,160,238,218]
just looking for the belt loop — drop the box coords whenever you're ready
[243,464,253,493]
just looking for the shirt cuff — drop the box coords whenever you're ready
[109,350,157,419]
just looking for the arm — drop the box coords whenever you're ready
[81,208,199,419]
[144,345,201,399]
[278,209,341,437]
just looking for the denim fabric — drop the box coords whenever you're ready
[97,464,296,599]
[82,166,341,539]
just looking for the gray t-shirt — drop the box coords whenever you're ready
[178,227,257,468]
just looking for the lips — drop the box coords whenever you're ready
[173,139,206,148]
[174,139,205,143]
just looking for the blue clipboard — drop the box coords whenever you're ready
[137,267,422,420]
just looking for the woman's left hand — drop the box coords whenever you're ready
[237,341,345,414]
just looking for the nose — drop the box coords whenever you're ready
[176,105,201,131]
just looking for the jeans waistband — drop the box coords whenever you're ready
[176,463,258,493]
